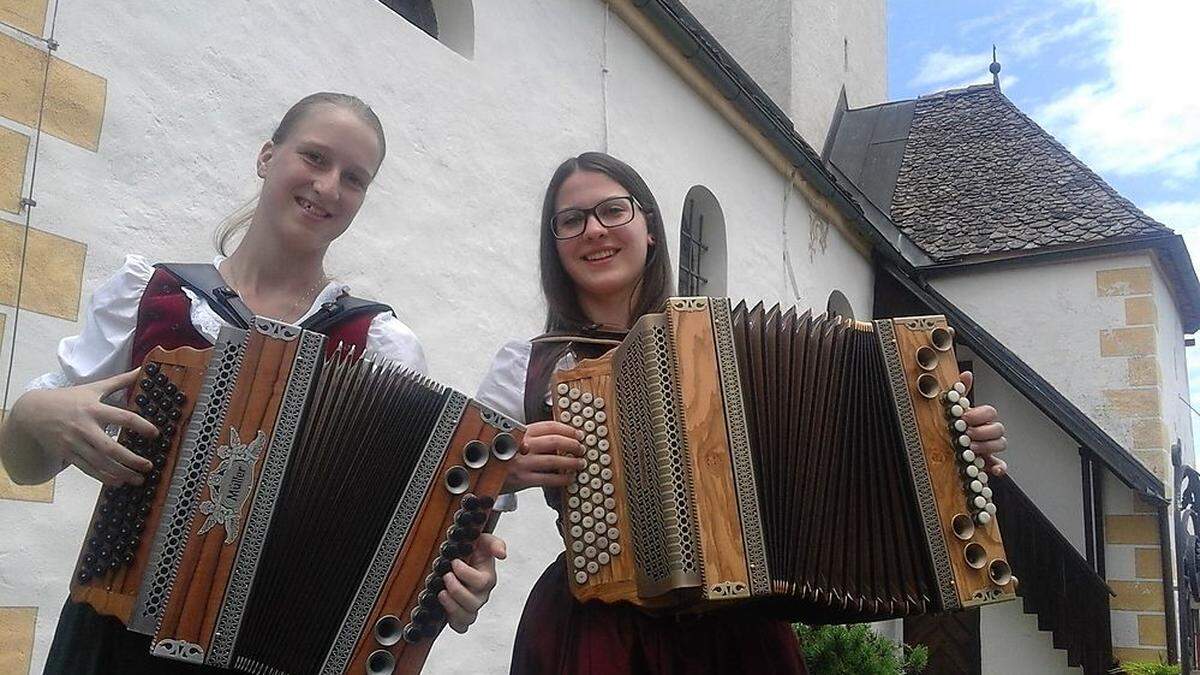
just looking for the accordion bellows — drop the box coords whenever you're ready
[69,318,520,675]
[551,297,1015,620]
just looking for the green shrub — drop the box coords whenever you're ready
[794,623,928,674]
[1110,661,1181,675]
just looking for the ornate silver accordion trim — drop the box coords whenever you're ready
[208,329,325,667]
[130,326,249,636]
[709,298,771,597]
[319,390,468,675]
[874,319,959,612]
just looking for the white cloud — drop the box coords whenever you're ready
[909,49,994,88]
[1035,1,1200,181]
[1145,201,1200,264]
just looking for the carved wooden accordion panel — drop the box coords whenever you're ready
[551,297,1015,620]
[69,317,521,674]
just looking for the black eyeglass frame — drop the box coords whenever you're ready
[550,196,647,240]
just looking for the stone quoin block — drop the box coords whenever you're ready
[1124,296,1157,326]
[1129,418,1166,450]
[1105,515,1160,546]
[1108,580,1165,611]
[0,0,49,36]
[1099,326,1156,357]
[1103,388,1161,417]
[1134,547,1163,580]
[0,125,29,214]
[0,606,37,674]
[0,222,87,320]
[1137,614,1167,647]
[1096,267,1153,297]
[1127,357,1159,386]
[1113,646,1168,664]
[0,33,107,151]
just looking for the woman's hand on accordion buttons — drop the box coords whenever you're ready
[17,368,159,486]
[500,420,587,493]
[440,533,506,633]
[958,371,1007,476]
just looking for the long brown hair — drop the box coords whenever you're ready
[215,92,387,254]
[539,152,673,332]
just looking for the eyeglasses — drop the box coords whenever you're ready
[551,196,642,240]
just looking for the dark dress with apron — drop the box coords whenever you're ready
[509,330,807,675]
[44,264,388,674]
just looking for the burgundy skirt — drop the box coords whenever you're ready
[510,555,807,674]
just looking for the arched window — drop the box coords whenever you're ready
[378,0,474,58]
[678,186,727,296]
[826,290,854,320]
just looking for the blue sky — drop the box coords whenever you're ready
[888,0,1200,445]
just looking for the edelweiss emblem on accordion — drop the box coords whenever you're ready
[198,428,267,545]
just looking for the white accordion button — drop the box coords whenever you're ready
[567,482,580,494]
[961,449,976,463]
[568,496,581,509]
[608,527,620,539]
[598,426,609,438]
[577,472,589,485]
[597,536,609,549]
[966,465,980,478]
[595,521,608,535]
[585,545,597,559]
[588,463,600,476]
[579,486,592,499]
[974,457,986,469]
[590,477,602,490]
[945,390,961,404]
[602,483,615,496]
[598,552,610,565]
[583,531,597,544]
[970,480,983,493]
[582,407,594,419]
[569,511,581,524]
[586,561,599,574]
[570,525,583,537]
[604,497,616,509]
[557,383,570,395]
[558,397,570,409]
[953,381,967,395]
[985,502,997,514]
[981,487,993,499]
[976,511,992,525]
[560,411,572,423]
[570,401,582,413]
[576,571,588,584]
[591,492,603,505]
[581,392,594,404]
[609,542,621,555]
[958,435,971,448]
[978,472,989,485]
[601,468,613,480]
[572,540,584,553]
[594,397,605,409]
[574,555,586,569]
[584,420,596,432]
[950,405,964,417]
[953,419,968,432]
[973,495,988,509]
[599,453,612,466]
[605,512,618,525]
[960,397,970,409]
[593,505,605,519]
[569,388,581,400]
[596,411,607,423]
[572,416,584,427]
[586,449,599,461]
[582,515,594,529]
[585,434,597,446]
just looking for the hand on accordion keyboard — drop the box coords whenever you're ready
[8,368,160,486]
[500,420,587,493]
[957,371,1008,476]
[440,532,507,633]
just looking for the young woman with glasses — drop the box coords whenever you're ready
[476,152,1009,673]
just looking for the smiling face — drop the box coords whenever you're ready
[553,170,654,314]
[254,103,383,253]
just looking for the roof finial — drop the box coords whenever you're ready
[990,44,1002,89]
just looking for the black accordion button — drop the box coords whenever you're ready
[168,408,181,421]
[164,382,178,396]
[162,424,176,438]
[154,436,170,451]
[461,494,480,511]
[152,453,167,469]
[173,392,186,406]
[447,526,469,542]
[144,363,160,376]
[153,373,168,386]
[154,414,169,426]
[432,558,452,576]
[424,573,444,593]
[144,402,159,417]
[453,510,471,528]
[418,590,439,610]
[468,510,487,527]
[402,624,422,644]
[76,569,92,584]
[150,389,164,402]
[140,378,155,391]
[135,394,150,407]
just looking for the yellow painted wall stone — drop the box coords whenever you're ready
[1100,326,1157,357]
[1114,646,1168,664]
[1127,357,1160,386]
[1134,547,1163,580]
[1097,267,1153,297]
[0,0,48,36]
[1125,296,1157,326]
[0,33,107,151]
[0,125,29,214]
[0,606,36,675]
[1103,388,1161,417]
[0,222,86,321]
[1130,418,1166,449]
[1106,515,1160,546]
[1109,580,1165,611]
[1137,614,1167,646]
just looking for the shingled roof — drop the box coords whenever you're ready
[827,83,1172,262]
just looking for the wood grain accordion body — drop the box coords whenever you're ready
[551,297,1016,621]
[68,317,521,675]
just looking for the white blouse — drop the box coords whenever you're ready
[28,254,427,390]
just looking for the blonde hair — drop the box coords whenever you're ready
[213,92,387,255]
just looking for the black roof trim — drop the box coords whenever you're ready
[883,265,1166,501]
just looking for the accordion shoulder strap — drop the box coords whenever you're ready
[154,262,392,333]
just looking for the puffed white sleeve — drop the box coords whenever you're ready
[26,254,156,390]
[474,339,532,512]
[365,312,428,375]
